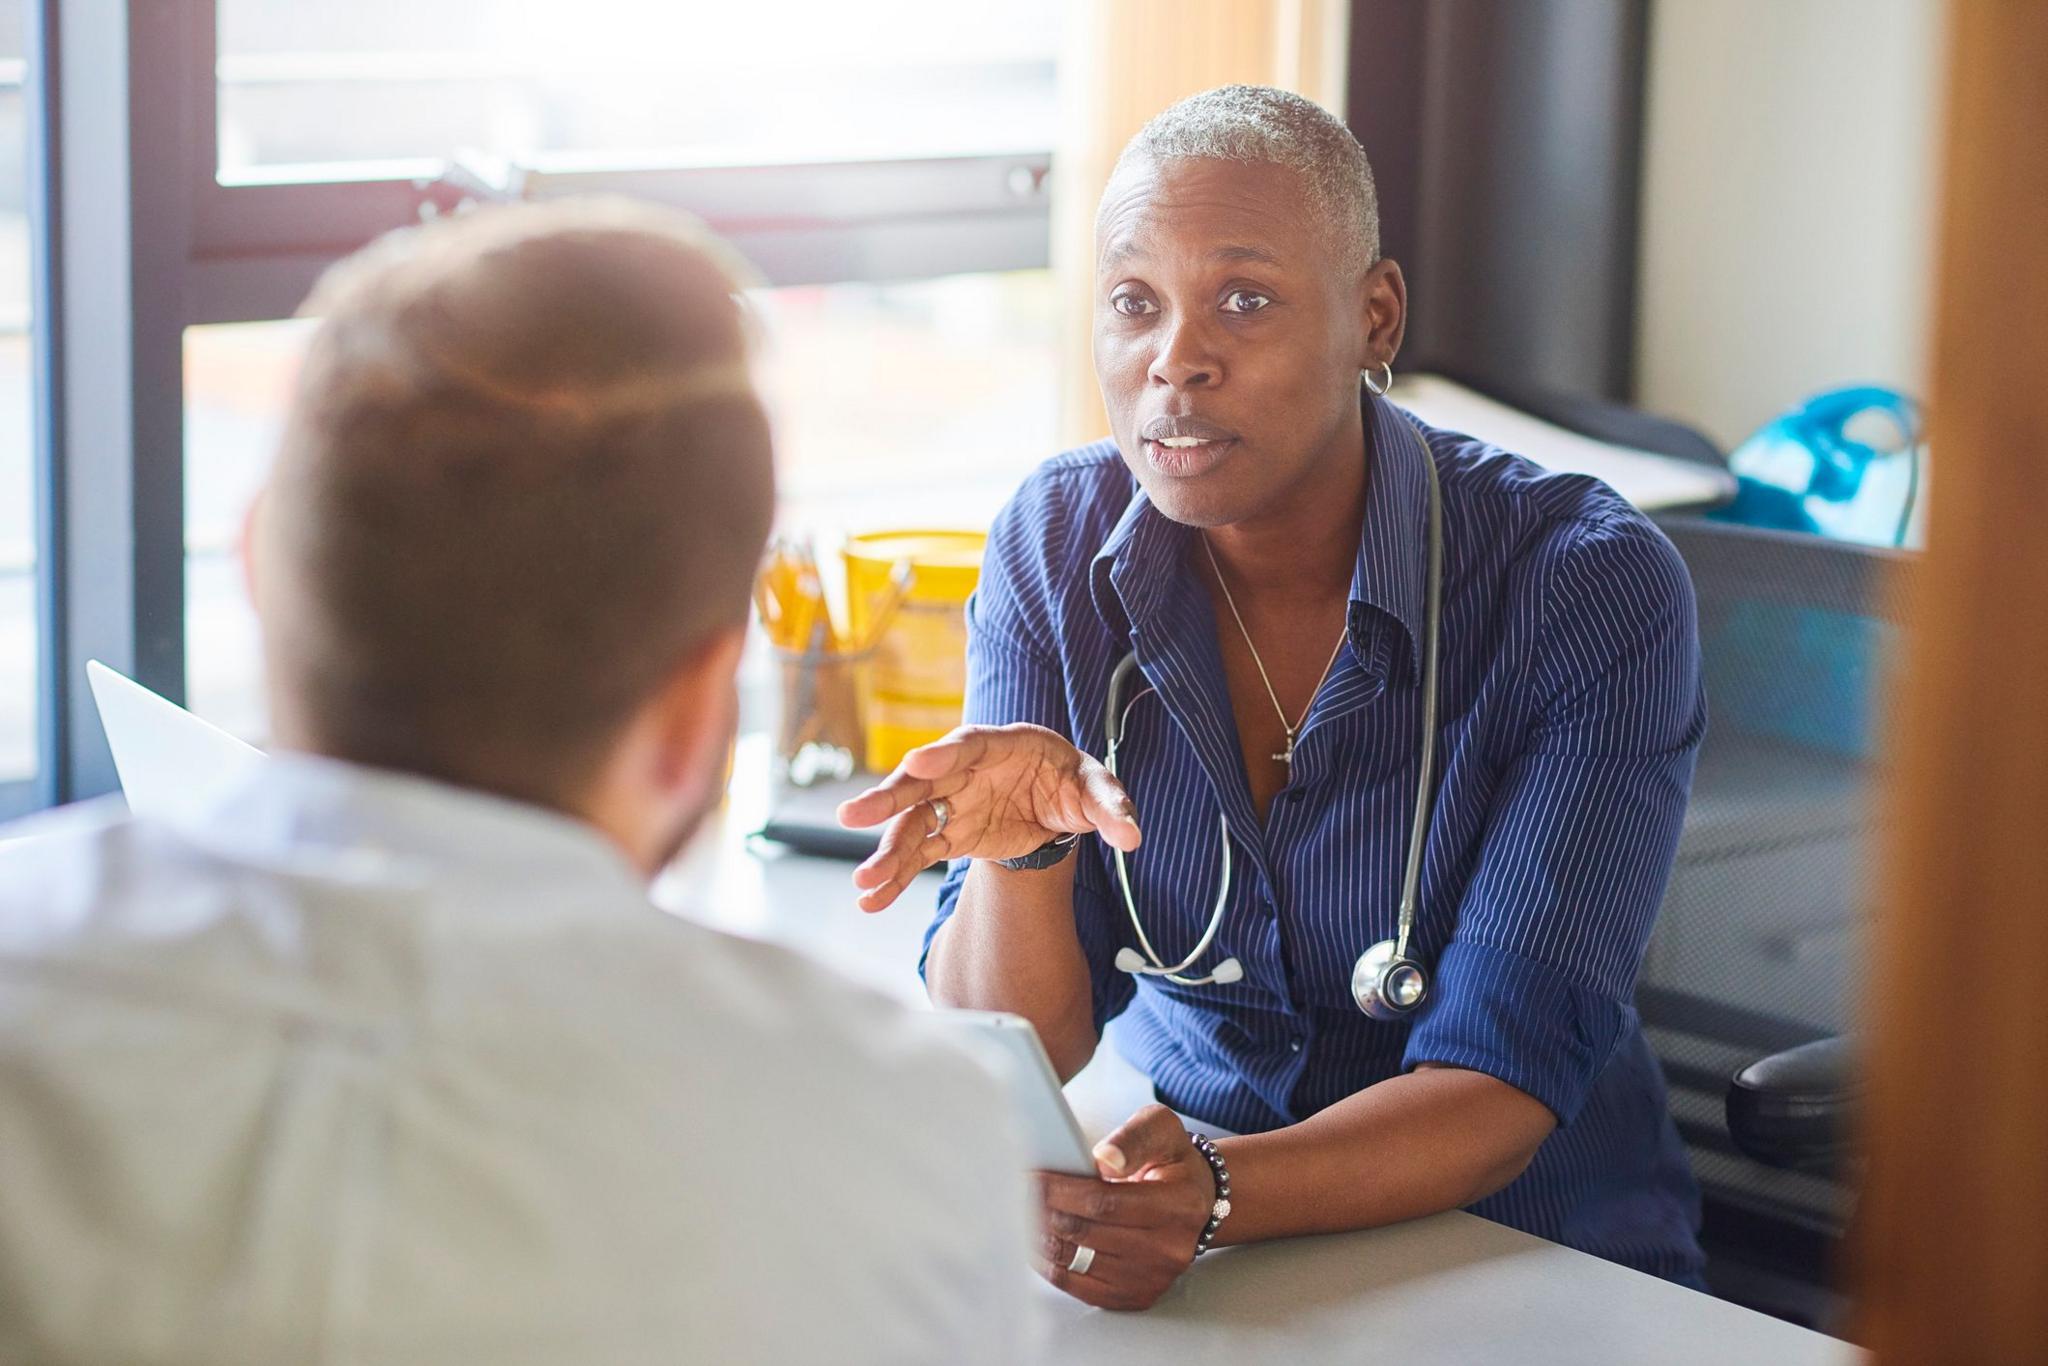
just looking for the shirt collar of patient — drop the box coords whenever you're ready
[1090,388,1432,683]
[176,750,646,895]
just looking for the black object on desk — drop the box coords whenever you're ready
[757,773,884,861]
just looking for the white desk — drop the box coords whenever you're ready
[1036,1211,1856,1365]
[656,762,1861,1366]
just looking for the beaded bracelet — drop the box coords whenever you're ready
[1189,1133,1232,1255]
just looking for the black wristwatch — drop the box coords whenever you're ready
[994,832,1080,871]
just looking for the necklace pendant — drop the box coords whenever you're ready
[1273,737,1295,765]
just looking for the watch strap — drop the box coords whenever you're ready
[993,831,1080,871]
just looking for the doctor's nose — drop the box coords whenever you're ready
[1148,325,1220,390]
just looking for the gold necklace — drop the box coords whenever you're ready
[1201,536,1348,766]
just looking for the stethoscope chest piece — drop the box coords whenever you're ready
[1351,937,1428,1020]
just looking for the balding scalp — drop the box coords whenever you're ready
[263,199,774,805]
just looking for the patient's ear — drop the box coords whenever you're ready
[239,488,267,609]
[650,623,747,794]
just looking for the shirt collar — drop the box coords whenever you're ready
[1089,387,1435,682]
[177,751,646,896]
[1087,475,1183,643]
[1355,387,1434,683]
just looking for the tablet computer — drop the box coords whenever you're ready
[938,1009,1097,1176]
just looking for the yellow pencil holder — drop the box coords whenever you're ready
[843,529,986,774]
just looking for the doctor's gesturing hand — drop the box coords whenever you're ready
[836,723,1142,913]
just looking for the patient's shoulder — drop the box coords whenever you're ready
[620,910,997,1093]
[0,801,193,950]
[663,913,1002,1099]
[583,911,1023,1237]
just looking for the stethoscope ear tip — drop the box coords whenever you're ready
[1114,946,1244,986]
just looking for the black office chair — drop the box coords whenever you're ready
[1642,518,1914,1330]
[1726,1034,1854,1176]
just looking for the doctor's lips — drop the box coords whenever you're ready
[1139,415,1239,477]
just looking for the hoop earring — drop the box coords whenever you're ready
[1363,361,1394,397]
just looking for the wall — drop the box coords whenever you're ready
[1635,0,1944,450]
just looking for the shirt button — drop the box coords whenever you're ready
[1289,1037,1304,1053]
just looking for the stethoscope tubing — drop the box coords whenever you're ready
[1103,434,1445,990]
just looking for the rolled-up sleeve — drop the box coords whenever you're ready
[920,486,1137,1032]
[1403,515,1706,1126]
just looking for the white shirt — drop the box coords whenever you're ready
[0,756,1036,1365]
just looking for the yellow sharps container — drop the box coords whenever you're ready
[843,529,987,774]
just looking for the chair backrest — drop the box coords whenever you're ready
[1643,517,1916,1318]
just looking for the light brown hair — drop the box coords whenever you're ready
[1851,2,2048,1359]
[258,198,774,806]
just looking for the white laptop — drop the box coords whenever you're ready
[86,660,264,823]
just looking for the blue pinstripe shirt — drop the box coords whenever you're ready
[928,390,1708,1284]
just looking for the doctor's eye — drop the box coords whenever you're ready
[1222,290,1272,315]
[1110,292,1158,318]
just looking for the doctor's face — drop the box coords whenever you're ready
[1092,155,1399,529]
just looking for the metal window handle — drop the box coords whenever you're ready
[413,155,527,221]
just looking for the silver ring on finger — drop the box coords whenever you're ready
[1066,1244,1096,1276]
[926,797,951,839]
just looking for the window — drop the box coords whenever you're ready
[21,3,1060,807]
[216,1,1062,180]
[759,269,1057,530]
[0,4,35,795]
[194,5,1058,327]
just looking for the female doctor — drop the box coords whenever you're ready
[839,86,1708,1312]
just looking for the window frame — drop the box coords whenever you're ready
[2,3,54,819]
[22,0,1053,809]
[188,1,1053,323]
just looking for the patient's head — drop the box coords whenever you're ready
[251,198,773,871]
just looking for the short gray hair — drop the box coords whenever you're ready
[1109,84,1381,271]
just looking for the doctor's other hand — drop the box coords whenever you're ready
[1035,1104,1217,1311]
[835,722,1141,913]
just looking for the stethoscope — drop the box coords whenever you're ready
[1103,444,1443,1022]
